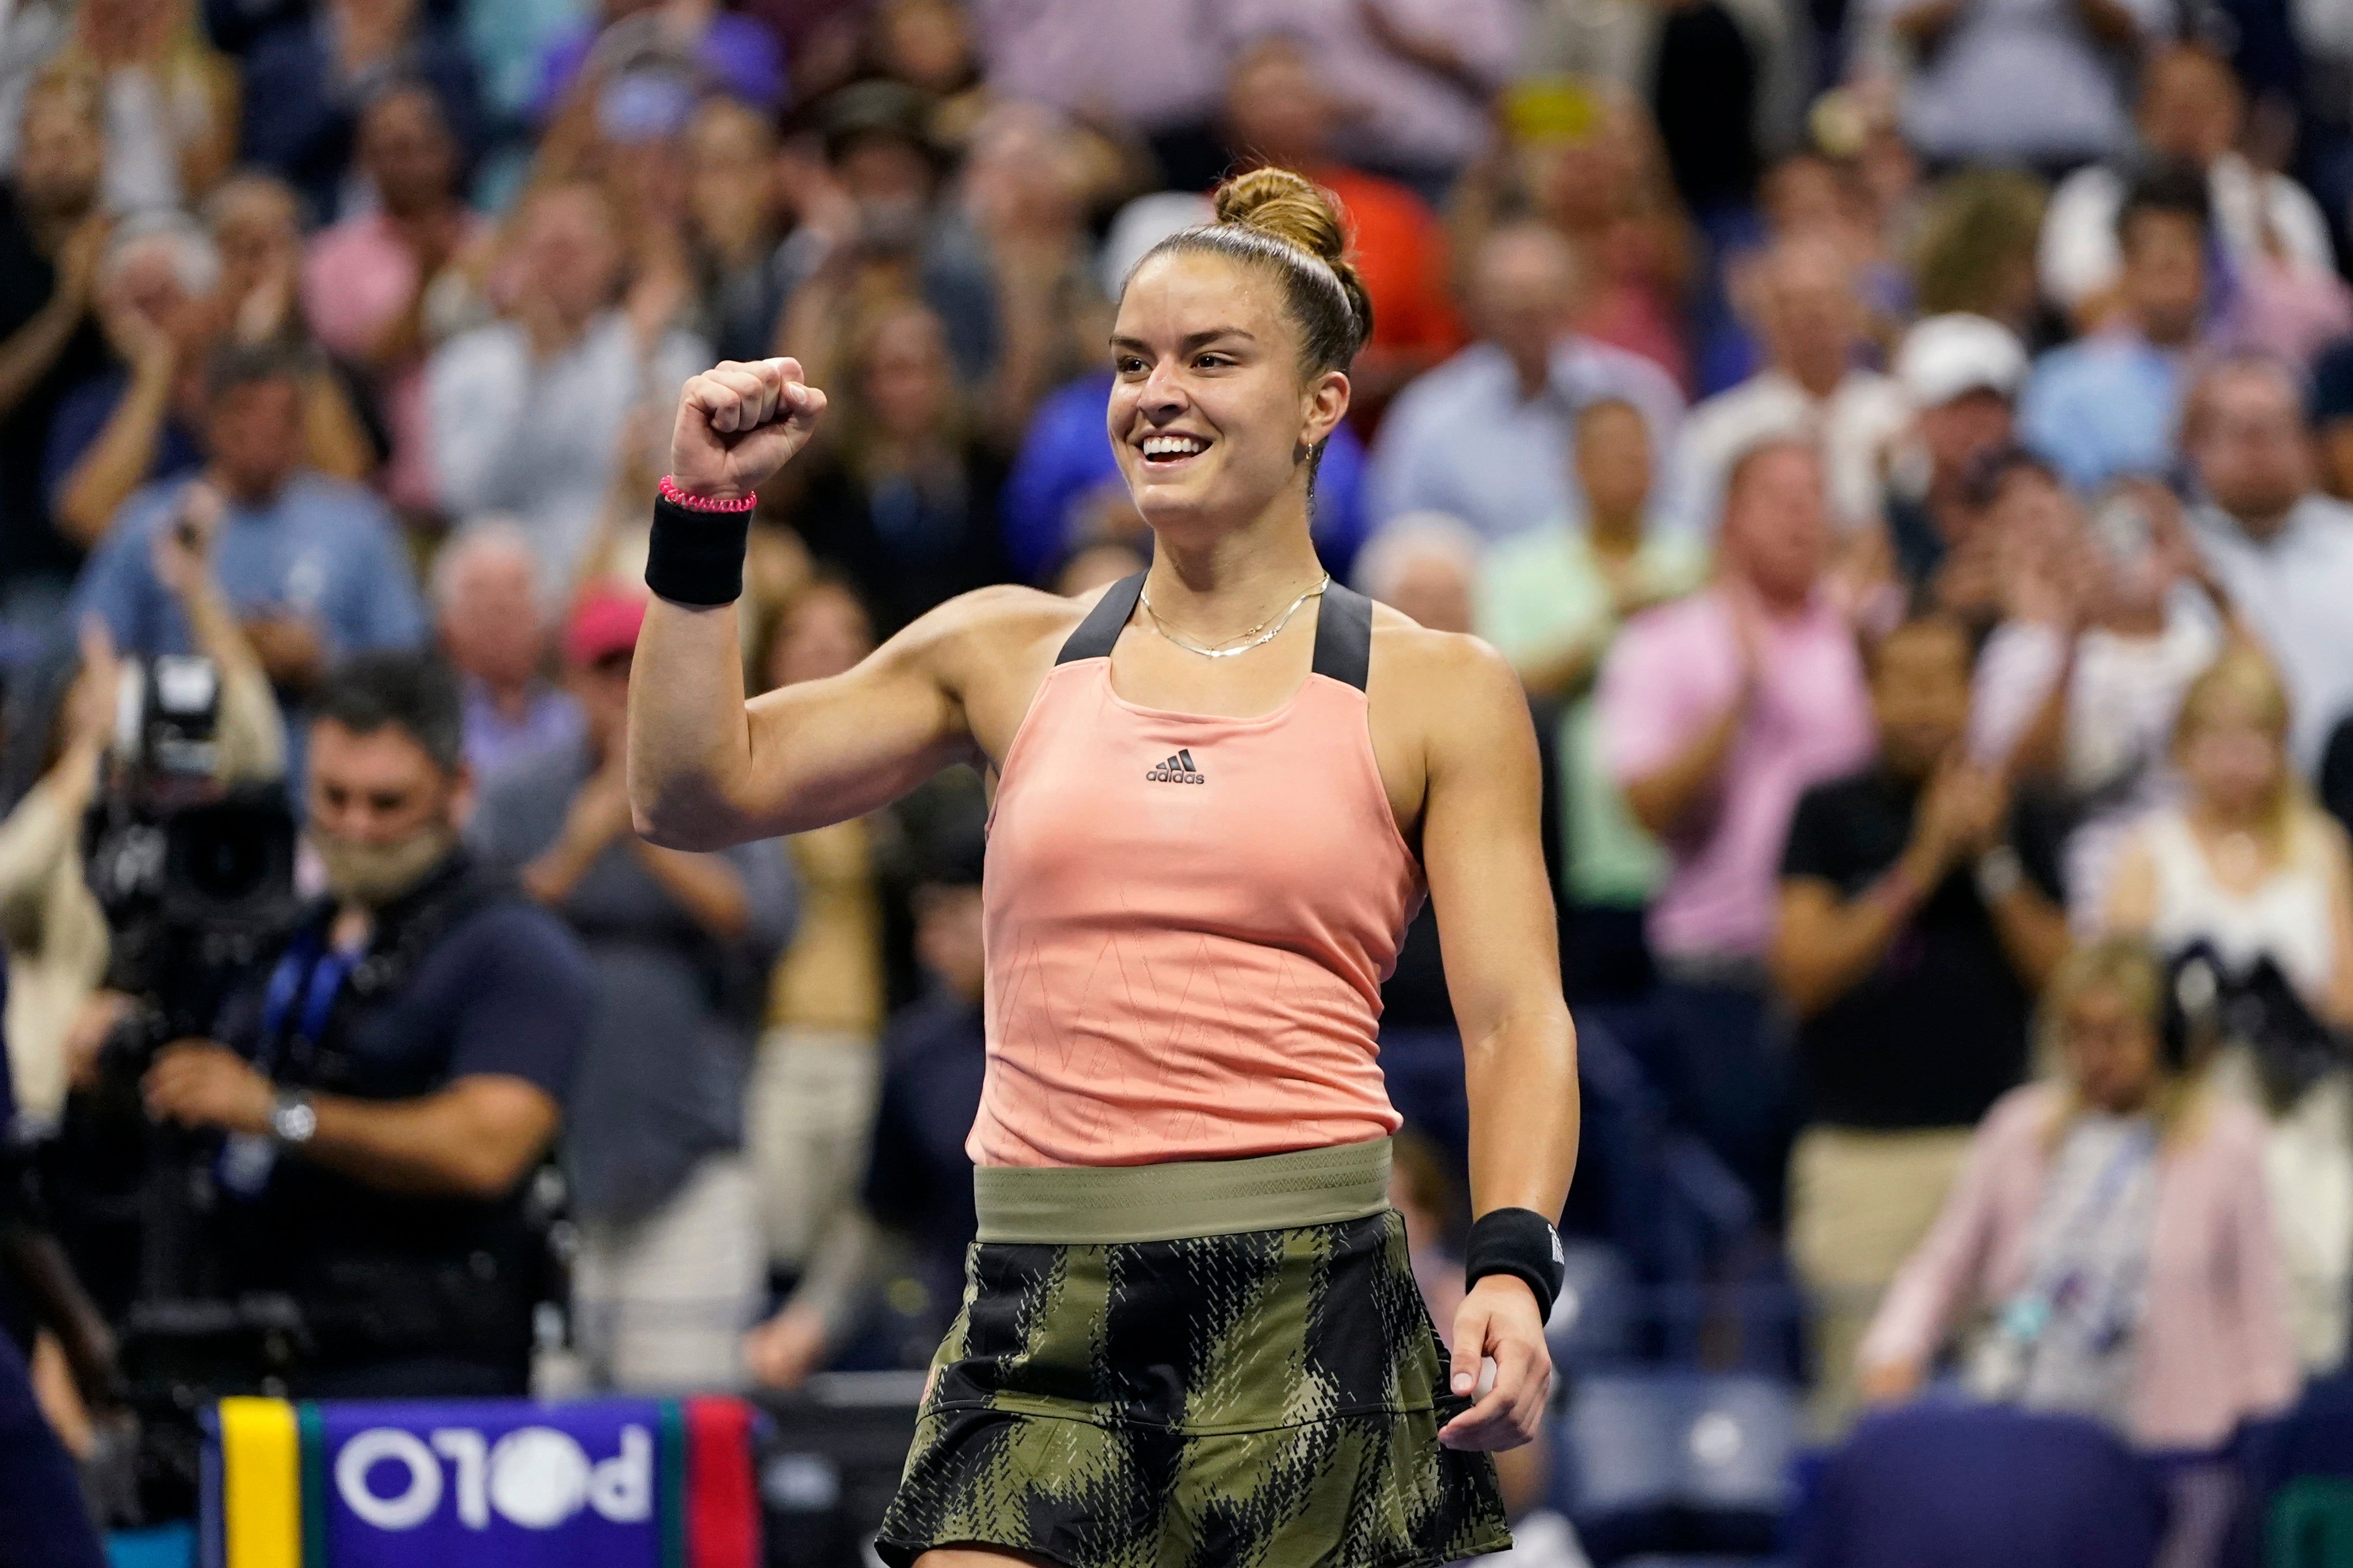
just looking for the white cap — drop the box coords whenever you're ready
[1896,313,2028,408]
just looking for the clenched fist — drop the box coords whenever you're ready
[669,357,829,502]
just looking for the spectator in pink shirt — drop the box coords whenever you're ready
[302,82,484,524]
[1600,436,1876,1217]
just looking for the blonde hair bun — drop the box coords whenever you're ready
[1209,167,1373,360]
[1214,167,1347,266]
[1123,164,1373,376]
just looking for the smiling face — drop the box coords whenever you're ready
[1108,250,1347,542]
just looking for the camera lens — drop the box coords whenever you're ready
[180,814,267,902]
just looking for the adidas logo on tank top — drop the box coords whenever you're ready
[1146,749,1206,785]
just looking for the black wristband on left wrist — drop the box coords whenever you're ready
[1464,1206,1564,1323]
[645,493,752,607]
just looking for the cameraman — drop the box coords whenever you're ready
[141,653,592,1397]
[0,484,284,1132]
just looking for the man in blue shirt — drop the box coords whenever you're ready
[1367,221,1685,545]
[70,341,425,779]
[2019,170,2210,491]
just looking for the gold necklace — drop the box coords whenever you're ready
[1138,574,1331,659]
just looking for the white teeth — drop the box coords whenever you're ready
[1142,435,1206,458]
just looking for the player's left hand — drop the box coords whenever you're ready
[1439,1274,1551,1451]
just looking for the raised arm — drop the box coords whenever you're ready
[628,358,976,849]
[1409,631,1578,1453]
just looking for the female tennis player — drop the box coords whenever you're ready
[628,167,1579,1568]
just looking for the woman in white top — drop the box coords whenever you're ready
[2107,644,2353,1369]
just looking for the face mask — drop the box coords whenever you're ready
[312,824,456,909]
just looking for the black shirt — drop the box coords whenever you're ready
[1780,770,2065,1130]
[0,186,108,589]
[212,858,593,1372]
[792,444,1012,636]
[2319,710,2353,847]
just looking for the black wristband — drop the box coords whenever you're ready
[1464,1207,1564,1323]
[645,492,752,607]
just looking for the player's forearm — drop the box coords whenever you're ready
[1461,1007,1579,1221]
[628,596,760,850]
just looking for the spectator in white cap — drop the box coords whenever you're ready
[1882,312,2030,591]
[1673,238,1909,538]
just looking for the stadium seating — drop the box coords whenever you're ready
[1793,1403,2163,1567]
[1556,1368,1802,1563]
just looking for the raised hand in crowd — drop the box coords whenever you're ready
[147,475,221,600]
[238,611,327,694]
[0,211,109,424]
[521,752,636,908]
[1899,755,2009,891]
[94,266,178,380]
[53,213,110,318]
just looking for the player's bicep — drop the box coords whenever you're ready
[740,658,963,834]
[737,613,977,835]
[1419,645,1562,1041]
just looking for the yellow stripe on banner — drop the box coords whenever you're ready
[218,1397,303,1568]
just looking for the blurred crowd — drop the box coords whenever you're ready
[14,0,2353,1540]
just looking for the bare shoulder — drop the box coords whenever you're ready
[1367,603,1530,734]
[889,582,1090,680]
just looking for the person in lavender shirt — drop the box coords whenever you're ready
[433,519,581,784]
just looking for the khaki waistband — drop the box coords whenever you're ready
[973,1138,1393,1244]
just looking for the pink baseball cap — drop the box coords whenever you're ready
[564,585,648,668]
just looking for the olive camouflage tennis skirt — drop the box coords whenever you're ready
[874,1139,1512,1568]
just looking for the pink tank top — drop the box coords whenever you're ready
[967,574,1421,1168]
